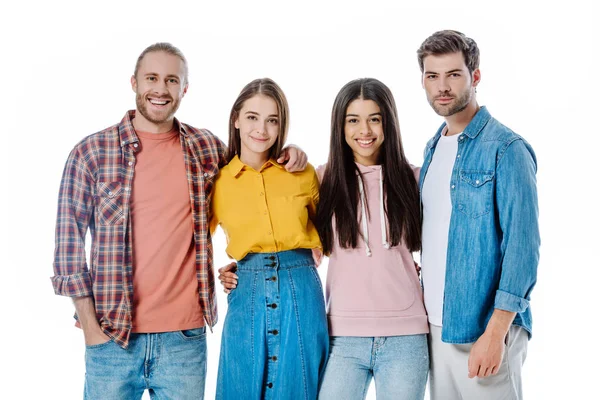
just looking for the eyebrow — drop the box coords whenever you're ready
[144,73,180,80]
[244,111,279,118]
[424,69,463,75]
[346,112,382,117]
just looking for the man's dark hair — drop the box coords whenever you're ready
[417,30,480,73]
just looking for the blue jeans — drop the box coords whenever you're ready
[84,327,207,399]
[318,335,429,400]
[217,249,329,400]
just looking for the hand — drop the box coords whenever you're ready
[467,330,506,378]
[277,145,307,172]
[84,327,111,346]
[218,262,239,294]
[312,248,323,267]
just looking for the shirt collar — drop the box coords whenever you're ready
[427,105,492,150]
[118,110,186,149]
[228,155,284,178]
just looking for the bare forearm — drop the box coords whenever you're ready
[486,309,516,339]
[468,309,517,378]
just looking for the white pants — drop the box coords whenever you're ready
[428,324,528,400]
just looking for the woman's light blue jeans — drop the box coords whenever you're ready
[318,335,429,400]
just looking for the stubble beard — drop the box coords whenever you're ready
[429,88,473,117]
[135,92,180,124]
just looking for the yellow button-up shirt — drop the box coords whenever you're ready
[210,156,321,261]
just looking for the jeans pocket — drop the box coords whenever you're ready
[85,338,114,350]
[178,327,206,341]
[458,170,494,218]
[96,181,124,225]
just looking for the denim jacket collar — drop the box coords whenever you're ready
[426,106,492,151]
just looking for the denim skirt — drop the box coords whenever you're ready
[216,249,329,400]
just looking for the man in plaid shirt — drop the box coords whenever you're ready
[51,42,307,399]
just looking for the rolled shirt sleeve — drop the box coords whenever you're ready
[493,139,540,313]
[51,146,95,297]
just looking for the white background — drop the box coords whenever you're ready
[1,0,598,398]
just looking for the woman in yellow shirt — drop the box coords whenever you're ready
[211,78,328,400]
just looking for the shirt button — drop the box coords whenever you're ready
[204,172,209,177]
[121,141,125,145]
[272,330,279,335]
[133,143,138,148]
[266,383,273,388]
[459,135,464,140]
[108,191,113,196]
[475,180,480,184]
[260,192,264,196]
[270,303,278,309]
[271,276,277,281]
[121,215,126,219]
[267,231,272,235]
[128,161,133,166]
[457,154,460,158]
[451,185,455,189]
[271,356,278,361]
[264,211,268,215]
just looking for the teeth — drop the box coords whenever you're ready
[357,139,375,144]
[150,100,168,105]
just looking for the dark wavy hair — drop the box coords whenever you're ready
[316,78,421,254]
[417,30,480,74]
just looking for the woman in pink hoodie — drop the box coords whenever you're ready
[316,78,428,400]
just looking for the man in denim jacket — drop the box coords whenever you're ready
[417,30,540,400]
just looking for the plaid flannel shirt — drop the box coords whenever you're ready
[51,110,227,348]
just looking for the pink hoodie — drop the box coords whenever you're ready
[318,163,428,337]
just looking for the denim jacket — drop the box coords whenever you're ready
[419,106,540,344]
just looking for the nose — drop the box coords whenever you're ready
[437,76,451,93]
[359,119,372,135]
[255,121,266,136]
[152,79,169,95]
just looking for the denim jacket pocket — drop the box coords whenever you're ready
[96,181,124,225]
[457,170,494,219]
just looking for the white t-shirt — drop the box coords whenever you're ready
[421,131,460,326]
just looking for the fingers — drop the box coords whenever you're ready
[311,248,323,267]
[478,366,488,378]
[468,359,498,379]
[282,146,308,172]
[277,147,291,164]
[217,262,238,290]
[467,355,477,379]
[414,261,421,275]
[219,273,238,289]
[218,262,237,274]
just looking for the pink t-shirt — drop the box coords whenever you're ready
[130,128,204,332]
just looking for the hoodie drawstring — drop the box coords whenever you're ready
[357,168,389,257]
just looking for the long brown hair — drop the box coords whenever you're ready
[316,78,421,253]
[227,78,289,162]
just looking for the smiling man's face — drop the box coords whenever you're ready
[131,51,187,128]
